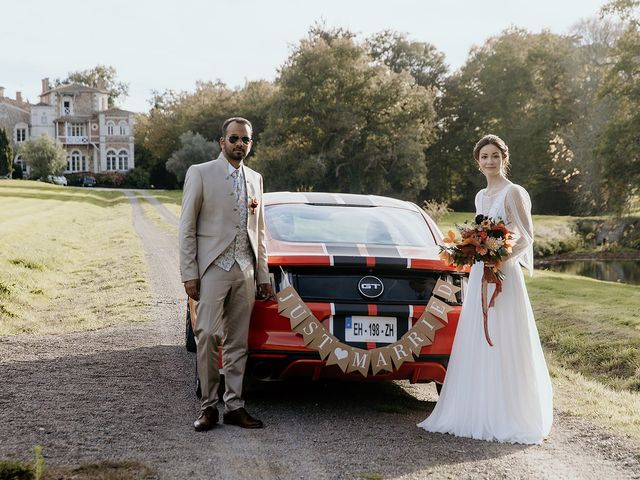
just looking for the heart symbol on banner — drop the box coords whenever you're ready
[335,347,348,360]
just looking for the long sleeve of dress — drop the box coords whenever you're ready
[504,185,534,275]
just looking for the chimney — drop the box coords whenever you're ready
[16,91,22,103]
[41,78,49,94]
[0,86,4,98]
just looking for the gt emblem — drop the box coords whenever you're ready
[358,276,384,299]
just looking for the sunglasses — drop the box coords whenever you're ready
[227,135,252,145]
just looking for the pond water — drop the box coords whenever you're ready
[540,260,640,286]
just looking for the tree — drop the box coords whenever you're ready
[165,131,219,184]
[255,26,437,199]
[136,79,277,187]
[596,1,640,212]
[56,65,129,107]
[550,17,622,214]
[367,30,448,91]
[0,128,12,178]
[20,135,67,179]
[425,29,580,213]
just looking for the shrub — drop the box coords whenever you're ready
[123,167,151,188]
[0,460,33,480]
[11,162,23,179]
[64,173,85,186]
[94,172,125,187]
[422,200,452,222]
[574,217,640,249]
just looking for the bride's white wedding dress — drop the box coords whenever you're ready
[417,182,553,444]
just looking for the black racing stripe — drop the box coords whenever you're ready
[332,256,367,267]
[333,304,369,316]
[374,257,407,267]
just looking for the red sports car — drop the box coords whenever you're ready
[186,192,467,393]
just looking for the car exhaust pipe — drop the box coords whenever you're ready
[251,362,274,381]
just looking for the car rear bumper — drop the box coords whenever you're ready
[248,300,458,384]
[246,351,449,384]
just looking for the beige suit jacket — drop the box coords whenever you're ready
[179,153,269,285]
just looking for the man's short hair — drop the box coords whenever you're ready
[222,117,253,138]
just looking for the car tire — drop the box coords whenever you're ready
[185,302,197,353]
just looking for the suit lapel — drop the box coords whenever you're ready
[244,169,256,201]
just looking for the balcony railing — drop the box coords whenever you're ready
[65,136,89,145]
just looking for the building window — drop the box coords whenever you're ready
[118,150,129,170]
[107,121,115,136]
[106,150,116,170]
[82,156,86,171]
[62,97,72,116]
[15,128,27,142]
[66,123,85,137]
[68,150,81,172]
[119,121,128,136]
[41,114,47,124]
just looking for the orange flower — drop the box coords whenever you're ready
[439,250,453,264]
[476,246,488,256]
[443,230,458,244]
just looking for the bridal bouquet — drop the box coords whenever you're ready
[439,215,514,346]
[439,214,513,277]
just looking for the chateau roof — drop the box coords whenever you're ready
[101,107,134,115]
[41,83,108,96]
[0,97,30,112]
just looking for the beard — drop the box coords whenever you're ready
[227,146,246,161]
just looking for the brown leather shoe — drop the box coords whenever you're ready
[223,407,264,429]
[194,407,218,432]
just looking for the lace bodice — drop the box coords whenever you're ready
[474,183,534,274]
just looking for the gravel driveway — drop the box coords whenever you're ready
[1,190,639,480]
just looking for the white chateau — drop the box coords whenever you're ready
[0,78,135,176]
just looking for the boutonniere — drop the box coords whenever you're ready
[249,196,259,215]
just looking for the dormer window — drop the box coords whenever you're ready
[62,96,73,116]
[15,123,28,143]
[15,128,27,142]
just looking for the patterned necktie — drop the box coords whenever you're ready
[231,169,242,204]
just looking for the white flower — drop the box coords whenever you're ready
[485,237,504,252]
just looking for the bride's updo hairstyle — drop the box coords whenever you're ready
[473,134,510,177]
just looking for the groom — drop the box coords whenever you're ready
[179,117,273,431]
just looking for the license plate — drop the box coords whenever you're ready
[345,316,397,343]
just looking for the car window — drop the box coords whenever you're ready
[266,204,435,247]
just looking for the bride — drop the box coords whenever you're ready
[417,134,553,444]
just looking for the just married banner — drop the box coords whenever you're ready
[275,278,460,377]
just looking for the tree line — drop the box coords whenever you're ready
[7,2,638,215]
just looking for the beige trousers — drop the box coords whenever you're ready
[195,263,255,413]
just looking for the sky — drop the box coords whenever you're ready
[1,0,610,113]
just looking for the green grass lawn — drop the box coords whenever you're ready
[146,189,182,217]
[3,181,639,446]
[0,180,149,334]
[134,193,178,236]
[529,270,640,391]
[527,270,640,445]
